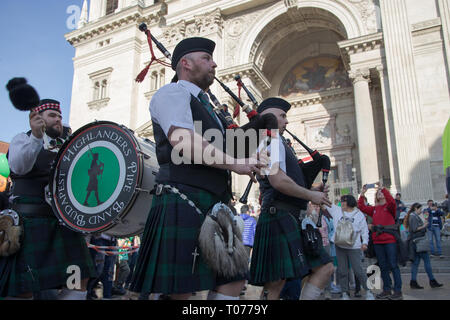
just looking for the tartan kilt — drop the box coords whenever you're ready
[0,209,96,297]
[249,208,332,286]
[129,183,239,295]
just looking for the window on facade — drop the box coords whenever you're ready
[93,82,100,101]
[159,69,165,88]
[106,0,118,15]
[149,68,166,92]
[89,67,113,102]
[150,71,158,91]
[101,80,108,99]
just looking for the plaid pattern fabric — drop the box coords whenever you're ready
[34,103,61,114]
[249,208,332,286]
[0,198,96,297]
[130,183,237,295]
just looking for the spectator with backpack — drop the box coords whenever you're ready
[358,182,403,300]
[325,195,374,300]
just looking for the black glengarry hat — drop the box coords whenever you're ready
[257,97,291,113]
[171,37,216,71]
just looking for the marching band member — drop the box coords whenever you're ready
[130,37,267,300]
[249,97,334,300]
[0,100,96,299]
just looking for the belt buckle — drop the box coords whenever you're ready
[269,207,276,215]
[155,184,163,196]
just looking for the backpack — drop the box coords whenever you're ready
[334,209,358,247]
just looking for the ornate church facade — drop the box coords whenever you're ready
[65,0,450,206]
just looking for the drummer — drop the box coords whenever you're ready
[130,37,266,300]
[0,99,96,299]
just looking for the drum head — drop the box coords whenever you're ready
[49,121,142,234]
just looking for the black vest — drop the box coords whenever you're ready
[153,94,231,197]
[9,131,57,200]
[258,137,308,210]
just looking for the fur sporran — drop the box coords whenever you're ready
[198,203,249,278]
[300,217,323,257]
[0,209,23,257]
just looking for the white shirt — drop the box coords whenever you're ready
[8,132,44,175]
[325,204,369,249]
[149,80,223,137]
[9,131,64,176]
[259,134,286,175]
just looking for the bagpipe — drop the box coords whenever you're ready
[136,23,278,139]
[234,75,331,205]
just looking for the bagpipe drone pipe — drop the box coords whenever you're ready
[233,75,331,205]
[135,23,278,159]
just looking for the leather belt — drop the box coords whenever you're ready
[268,200,307,220]
[12,203,54,218]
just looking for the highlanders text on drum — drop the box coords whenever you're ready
[62,129,133,163]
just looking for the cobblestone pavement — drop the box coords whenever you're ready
[100,237,450,301]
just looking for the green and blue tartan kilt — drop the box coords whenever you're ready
[0,198,96,297]
[130,183,242,295]
[249,208,332,286]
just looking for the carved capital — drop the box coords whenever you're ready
[374,65,386,79]
[348,68,370,84]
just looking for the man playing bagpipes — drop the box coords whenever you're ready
[249,97,334,300]
[129,35,278,300]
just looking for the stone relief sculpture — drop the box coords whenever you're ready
[336,124,352,144]
[309,124,332,147]
[345,0,379,33]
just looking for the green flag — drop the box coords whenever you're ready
[443,118,450,172]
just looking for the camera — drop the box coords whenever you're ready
[365,183,376,189]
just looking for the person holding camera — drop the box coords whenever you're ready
[357,182,402,300]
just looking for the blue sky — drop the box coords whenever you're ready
[0,1,83,143]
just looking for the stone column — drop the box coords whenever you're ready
[375,65,400,196]
[349,68,379,203]
[89,0,102,22]
[77,0,89,29]
[115,0,124,13]
[379,0,434,202]
[438,0,450,78]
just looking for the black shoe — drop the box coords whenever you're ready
[112,287,126,296]
[86,291,98,300]
[375,291,391,300]
[354,291,362,298]
[430,279,443,288]
[389,292,403,300]
[410,280,424,289]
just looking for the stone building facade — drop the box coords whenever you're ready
[65,0,450,206]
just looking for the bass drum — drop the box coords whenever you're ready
[48,121,159,237]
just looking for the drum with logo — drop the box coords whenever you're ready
[47,121,159,237]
